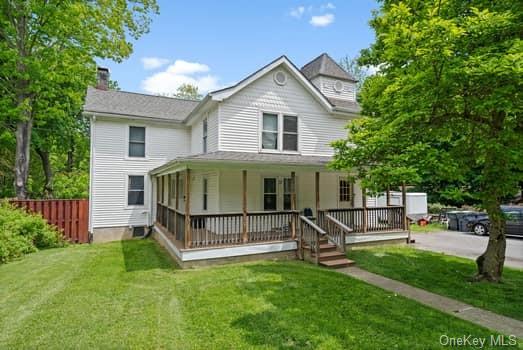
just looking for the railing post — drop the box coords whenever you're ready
[315,171,320,218]
[298,215,303,260]
[242,170,248,243]
[174,172,179,237]
[184,169,191,249]
[315,231,320,265]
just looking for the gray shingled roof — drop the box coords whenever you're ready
[301,53,357,82]
[83,87,200,121]
[328,98,361,113]
[151,151,332,173]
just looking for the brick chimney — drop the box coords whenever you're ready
[96,67,110,90]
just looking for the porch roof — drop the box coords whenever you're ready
[150,151,332,175]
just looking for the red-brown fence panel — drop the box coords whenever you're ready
[9,199,89,243]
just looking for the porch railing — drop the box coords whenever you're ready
[156,203,298,248]
[299,215,324,264]
[318,206,405,234]
[324,214,353,253]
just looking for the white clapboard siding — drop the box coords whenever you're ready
[190,106,219,154]
[218,66,351,156]
[91,118,189,228]
[311,76,357,101]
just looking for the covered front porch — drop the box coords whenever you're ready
[149,152,408,266]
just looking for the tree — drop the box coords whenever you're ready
[331,0,522,281]
[338,55,369,92]
[0,0,159,199]
[174,83,202,100]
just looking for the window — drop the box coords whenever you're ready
[262,113,278,150]
[263,178,277,210]
[339,179,352,202]
[203,178,208,210]
[261,113,298,152]
[283,178,293,210]
[129,126,145,157]
[283,116,298,151]
[128,175,144,206]
[202,118,208,153]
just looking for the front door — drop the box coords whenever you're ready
[263,177,293,211]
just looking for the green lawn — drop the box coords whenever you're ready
[409,222,448,233]
[349,246,523,321]
[0,240,512,349]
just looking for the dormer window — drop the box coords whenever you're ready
[261,113,298,152]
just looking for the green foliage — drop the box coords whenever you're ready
[0,0,158,198]
[52,171,89,199]
[174,83,202,100]
[338,55,370,92]
[332,0,523,209]
[427,202,447,214]
[0,202,64,263]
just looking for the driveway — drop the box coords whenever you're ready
[412,231,523,269]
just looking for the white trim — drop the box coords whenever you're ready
[345,232,408,244]
[88,115,96,233]
[125,173,147,209]
[125,124,148,160]
[259,111,300,154]
[182,241,297,261]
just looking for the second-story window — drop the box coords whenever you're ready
[262,113,278,150]
[202,118,208,153]
[129,126,145,157]
[283,116,298,151]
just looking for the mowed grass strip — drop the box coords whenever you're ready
[0,240,511,349]
[349,246,523,321]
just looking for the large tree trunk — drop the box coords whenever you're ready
[35,147,53,198]
[14,118,32,199]
[475,203,506,282]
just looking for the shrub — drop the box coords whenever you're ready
[0,202,65,263]
[427,202,446,214]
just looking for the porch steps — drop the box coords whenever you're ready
[313,237,355,269]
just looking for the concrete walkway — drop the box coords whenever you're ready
[338,266,523,339]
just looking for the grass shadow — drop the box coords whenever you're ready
[120,239,175,272]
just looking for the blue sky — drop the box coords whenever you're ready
[100,0,378,95]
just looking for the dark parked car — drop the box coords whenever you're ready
[466,206,523,237]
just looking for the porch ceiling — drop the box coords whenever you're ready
[150,151,334,175]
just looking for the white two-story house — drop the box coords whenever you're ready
[84,53,408,268]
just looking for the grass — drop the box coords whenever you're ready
[0,240,514,349]
[349,246,523,321]
[409,222,448,233]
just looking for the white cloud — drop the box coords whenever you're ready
[290,6,305,18]
[310,13,334,27]
[141,57,170,70]
[324,2,335,10]
[141,59,220,95]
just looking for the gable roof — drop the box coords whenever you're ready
[207,55,334,112]
[83,87,199,122]
[301,53,357,82]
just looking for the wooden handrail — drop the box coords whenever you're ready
[325,214,353,253]
[300,216,326,235]
[299,215,325,265]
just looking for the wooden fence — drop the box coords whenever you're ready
[9,199,89,243]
